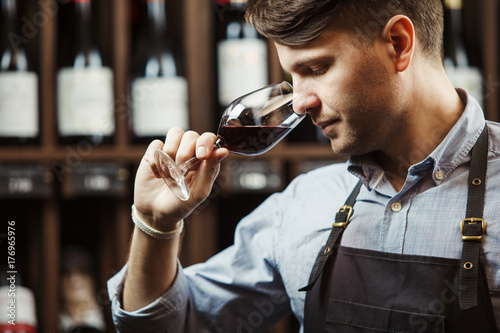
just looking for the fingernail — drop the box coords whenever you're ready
[197,146,207,158]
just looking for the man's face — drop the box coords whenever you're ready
[276,28,409,156]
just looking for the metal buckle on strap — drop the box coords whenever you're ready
[333,205,353,228]
[460,218,486,241]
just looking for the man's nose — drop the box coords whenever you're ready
[292,82,320,115]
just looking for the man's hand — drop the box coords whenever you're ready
[122,128,228,312]
[133,127,229,231]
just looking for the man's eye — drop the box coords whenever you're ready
[311,66,327,76]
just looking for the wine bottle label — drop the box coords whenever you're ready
[217,38,268,105]
[0,285,37,326]
[445,0,462,10]
[131,76,189,136]
[0,72,38,138]
[230,0,248,5]
[57,67,114,136]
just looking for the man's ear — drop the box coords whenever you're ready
[380,15,415,72]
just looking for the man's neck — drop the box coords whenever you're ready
[377,72,466,192]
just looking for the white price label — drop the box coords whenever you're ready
[84,174,111,191]
[8,177,33,194]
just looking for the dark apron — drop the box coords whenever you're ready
[300,127,498,332]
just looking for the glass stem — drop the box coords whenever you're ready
[178,137,223,175]
[178,156,201,175]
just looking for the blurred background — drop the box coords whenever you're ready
[0,0,498,332]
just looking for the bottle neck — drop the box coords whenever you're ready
[144,0,177,77]
[147,0,167,38]
[230,0,247,9]
[73,0,101,68]
[223,0,259,40]
[445,0,468,67]
[1,0,27,71]
[1,0,16,37]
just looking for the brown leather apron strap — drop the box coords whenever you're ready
[460,125,489,309]
[298,180,362,292]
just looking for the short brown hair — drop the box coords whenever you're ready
[246,0,444,59]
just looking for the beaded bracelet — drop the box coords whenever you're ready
[131,204,184,240]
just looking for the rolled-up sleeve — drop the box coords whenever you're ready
[107,191,293,332]
[107,261,190,332]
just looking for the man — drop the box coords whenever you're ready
[108,0,500,331]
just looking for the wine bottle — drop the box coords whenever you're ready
[215,0,268,112]
[0,0,39,145]
[59,247,105,333]
[0,268,38,333]
[443,0,483,107]
[57,0,114,145]
[131,0,188,144]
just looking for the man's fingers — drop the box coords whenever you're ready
[176,131,200,164]
[196,132,220,159]
[143,140,164,179]
[142,129,226,202]
[189,147,229,202]
[163,127,185,161]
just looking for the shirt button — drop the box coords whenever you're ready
[391,202,402,212]
[435,170,444,180]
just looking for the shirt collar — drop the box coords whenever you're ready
[424,89,485,185]
[347,89,486,189]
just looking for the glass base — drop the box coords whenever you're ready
[154,150,190,201]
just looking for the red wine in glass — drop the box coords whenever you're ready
[217,125,290,155]
[155,81,304,200]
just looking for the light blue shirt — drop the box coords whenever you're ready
[108,91,500,332]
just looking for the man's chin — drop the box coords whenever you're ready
[329,139,372,157]
[329,142,352,157]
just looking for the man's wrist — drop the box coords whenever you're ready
[131,204,184,240]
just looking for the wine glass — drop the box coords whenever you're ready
[154,81,304,201]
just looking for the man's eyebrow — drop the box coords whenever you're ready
[281,61,308,76]
[285,55,332,73]
[281,63,300,76]
[290,60,309,72]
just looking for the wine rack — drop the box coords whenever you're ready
[0,1,498,332]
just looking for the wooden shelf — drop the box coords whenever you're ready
[0,145,146,163]
[0,142,338,163]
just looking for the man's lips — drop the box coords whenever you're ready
[314,119,340,134]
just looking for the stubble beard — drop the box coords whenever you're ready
[326,102,410,158]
